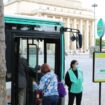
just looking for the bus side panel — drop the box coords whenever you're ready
[61,34,65,81]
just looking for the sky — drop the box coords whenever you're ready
[82,0,105,19]
[82,0,105,38]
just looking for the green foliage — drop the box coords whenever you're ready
[96,38,105,46]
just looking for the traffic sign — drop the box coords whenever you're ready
[97,19,105,37]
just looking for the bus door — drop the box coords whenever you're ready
[6,32,63,105]
[27,40,39,105]
[11,38,40,105]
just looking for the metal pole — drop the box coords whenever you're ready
[99,82,102,105]
[94,6,96,45]
[100,37,102,52]
[99,37,102,105]
[92,3,98,46]
[92,4,102,105]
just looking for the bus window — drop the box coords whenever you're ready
[38,40,44,66]
[6,82,11,105]
[28,44,38,69]
[19,39,27,59]
[46,43,55,70]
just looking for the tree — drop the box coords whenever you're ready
[0,0,6,105]
[96,38,105,47]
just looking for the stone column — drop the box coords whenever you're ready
[44,14,47,18]
[60,17,63,21]
[79,19,83,52]
[53,16,55,19]
[79,19,83,36]
[65,18,70,53]
[90,21,95,47]
[84,20,89,52]
[71,18,77,51]
[0,0,6,104]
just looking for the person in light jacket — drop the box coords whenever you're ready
[65,60,83,105]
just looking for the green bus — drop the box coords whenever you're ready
[5,15,82,105]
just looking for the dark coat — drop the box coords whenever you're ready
[18,57,28,88]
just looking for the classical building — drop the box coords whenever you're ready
[4,0,94,53]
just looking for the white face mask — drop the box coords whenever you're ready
[75,64,79,69]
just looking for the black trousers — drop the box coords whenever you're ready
[68,92,82,105]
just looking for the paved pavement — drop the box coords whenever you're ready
[65,54,105,105]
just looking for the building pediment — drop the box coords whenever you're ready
[27,0,82,9]
[8,0,83,9]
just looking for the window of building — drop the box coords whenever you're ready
[63,18,67,26]
[54,8,56,11]
[70,19,73,28]
[56,16,60,19]
[61,8,63,12]
[47,7,49,10]
[76,20,79,29]
[47,15,53,18]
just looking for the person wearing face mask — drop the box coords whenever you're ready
[65,60,83,105]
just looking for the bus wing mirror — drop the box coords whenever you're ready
[70,34,76,41]
[60,27,82,48]
[76,33,82,49]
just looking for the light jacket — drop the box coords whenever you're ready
[68,68,83,93]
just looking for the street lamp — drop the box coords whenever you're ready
[92,3,98,46]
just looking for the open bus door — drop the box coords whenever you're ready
[27,42,39,105]
[5,31,64,105]
[12,38,41,105]
[13,38,62,105]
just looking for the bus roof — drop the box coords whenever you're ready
[4,14,64,26]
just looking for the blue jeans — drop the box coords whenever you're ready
[42,95,59,105]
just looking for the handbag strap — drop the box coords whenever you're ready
[43,76,52,93]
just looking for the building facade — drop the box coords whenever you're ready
[4,0,94,53]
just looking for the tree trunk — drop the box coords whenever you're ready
[0,0,7,105]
